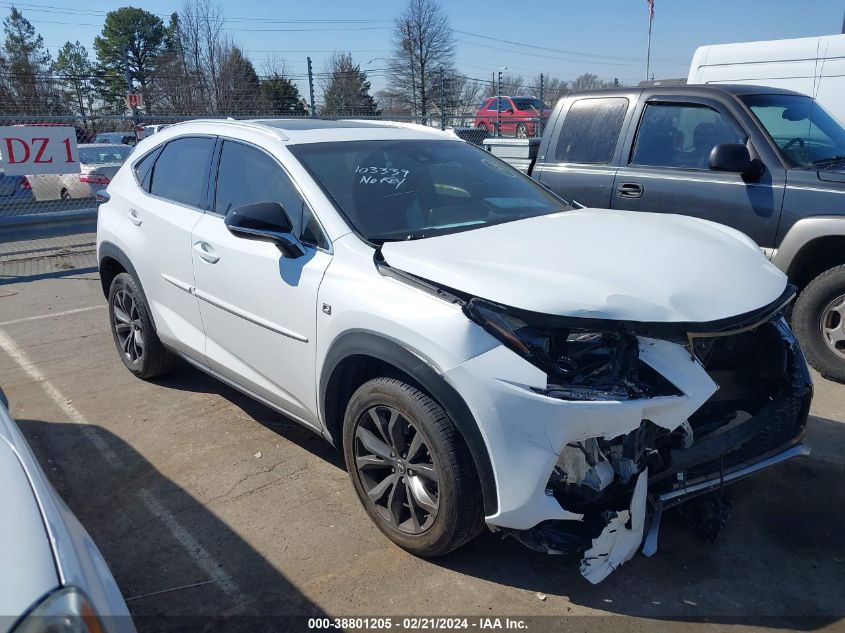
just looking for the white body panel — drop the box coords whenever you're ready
[113,175,206,358]
[382,209,786,323]
[689,34,845,124]
[191,213,331,426]
[0,404,134,632]
[0,439,59,619]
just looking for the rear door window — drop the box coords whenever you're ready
[149,137,215,208]
[555,97,628,164]
[630,102,745,169]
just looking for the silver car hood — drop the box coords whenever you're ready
[381,209,788,323]
[0,436,59,624]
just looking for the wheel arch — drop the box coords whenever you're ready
[320,330,498,516]
[775,218,845,289]
[98,241,158,331]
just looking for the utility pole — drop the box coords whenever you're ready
[439,67,446,131]
[307,56,316,118]
[539,73,544,103]
[496,70,502,138]
[122,44,140,140]
[646,0,654,81]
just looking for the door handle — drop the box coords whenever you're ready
[617,182,644,199]
[193,241,219,264]
[128,209,142,226]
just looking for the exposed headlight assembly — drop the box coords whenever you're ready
[12,587,106,633]
[464,298,679,401]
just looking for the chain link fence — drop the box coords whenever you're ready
[0,94,549,227]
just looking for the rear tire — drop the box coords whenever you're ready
[343,377,484,557]
[793,264,845,382]
[515,123,529,138]
[108,272,175,379]
[60,189,70,201]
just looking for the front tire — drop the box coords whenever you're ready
[108,272,175,379]
[343,377,484,557]
[793,264,845,382]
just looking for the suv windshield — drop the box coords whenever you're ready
[289,139,569,242]
[512,98,545,111]
[741,93,845,168]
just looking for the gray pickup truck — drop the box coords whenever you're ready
[499,84,845,382]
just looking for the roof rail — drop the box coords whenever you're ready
[165,118,287,141]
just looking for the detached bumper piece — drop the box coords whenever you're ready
[509,316,812,584]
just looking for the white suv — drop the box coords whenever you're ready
[96,119,812,583]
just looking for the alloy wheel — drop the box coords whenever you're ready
[112,289,144,364]
[353,405,440,534]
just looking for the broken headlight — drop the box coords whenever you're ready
[464,298,678,401]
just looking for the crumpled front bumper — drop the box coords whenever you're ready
[443,316,811,583]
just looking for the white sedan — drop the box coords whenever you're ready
[29,144,133,202]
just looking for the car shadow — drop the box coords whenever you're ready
[148,360,345,471]
[102,361,845,628]
[17,417,335,632]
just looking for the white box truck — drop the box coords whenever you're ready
[688,34,845,123]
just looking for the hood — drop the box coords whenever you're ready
[380,209,787,323]
[0,437,59,622]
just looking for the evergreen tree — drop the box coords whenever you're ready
[260,72,306,116]
[94,7,165,113]
[2,7,54,113]
[217,46,260,116]
[53,41,96,119]
[321,53,380,117]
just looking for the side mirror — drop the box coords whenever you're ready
[709,143,762,179]
[224,202,305,258]
[505,108,514,114]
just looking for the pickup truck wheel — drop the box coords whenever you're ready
[515,123,529,138]
[793,264,845,382]
[343,377,484,557]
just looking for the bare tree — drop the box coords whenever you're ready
[485,73,528,98]
[178,0,225,111]
[529,74,569,104]
[388,0,455,123]
[571,73,609,91]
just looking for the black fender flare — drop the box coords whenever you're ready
[98,241,158,331]
[320,330,498,516]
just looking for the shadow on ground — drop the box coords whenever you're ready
[18,416,333,633]
[26,355,845,630]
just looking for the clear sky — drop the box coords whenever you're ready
[8,0,845,96]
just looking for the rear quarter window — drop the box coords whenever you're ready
[554,97,629,164]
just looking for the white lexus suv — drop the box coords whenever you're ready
[96,119,811,583]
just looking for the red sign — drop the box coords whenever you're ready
[125,93,143,109]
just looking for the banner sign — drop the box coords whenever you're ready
[0,126,80,175]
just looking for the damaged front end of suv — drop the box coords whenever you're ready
[462,290,812,583]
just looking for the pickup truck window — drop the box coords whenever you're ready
[740,93,845,168]
[631,102,744,170]
[554,97,628,164]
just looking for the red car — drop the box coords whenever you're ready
[474,96,552,137]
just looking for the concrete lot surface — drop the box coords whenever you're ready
[0,247,843,633]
